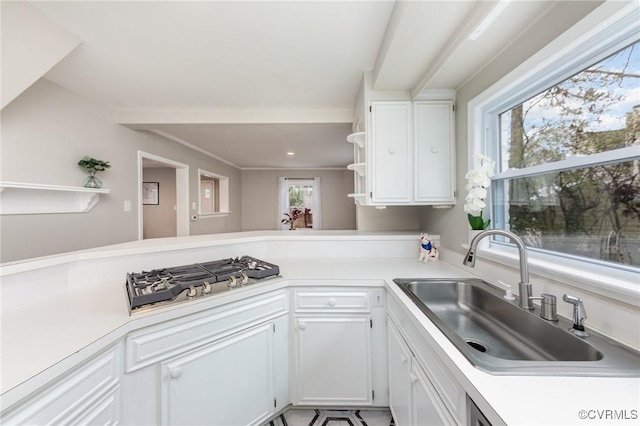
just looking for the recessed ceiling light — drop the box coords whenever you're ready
[287,152,295,156]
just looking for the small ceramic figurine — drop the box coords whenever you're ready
[419,233,439,262]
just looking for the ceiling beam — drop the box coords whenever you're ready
[410,1,500,99]
[117,109,353,125]
[370,1,409,90]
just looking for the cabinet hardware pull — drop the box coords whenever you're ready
[298,321,307,330]
[410,373,418,383]
[170,367,182,379]
[401,354,408,364]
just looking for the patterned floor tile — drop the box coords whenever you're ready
[266,408,393,426]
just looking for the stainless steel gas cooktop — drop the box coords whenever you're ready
[125,256,280,314]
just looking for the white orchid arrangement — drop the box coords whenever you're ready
[464,154,495,230]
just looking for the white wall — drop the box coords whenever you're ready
[0,79,242,262]
[142,167,177,239]
[419,1,602,254]
[241,169,356,231]
[356,205,421,232]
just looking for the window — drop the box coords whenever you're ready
[279,177,321,230]
[494,41,639,268]
[198,169,229,216]
[469,2,640,288]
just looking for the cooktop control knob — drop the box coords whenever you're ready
[202,281,212,294]
[186,285,197,298]
[240,273,249,286]
[228,275,238,288]
[248,261,257,269]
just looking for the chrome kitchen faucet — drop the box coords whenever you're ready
[463,229,534,310]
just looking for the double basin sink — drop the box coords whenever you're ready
[394,278,640,376]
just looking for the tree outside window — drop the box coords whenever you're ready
[496,40,640,267]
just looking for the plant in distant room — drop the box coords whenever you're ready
[464,154,495,230]
[78,155,111,188]
[281,208,302,230]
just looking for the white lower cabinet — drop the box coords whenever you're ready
[411,360,455,425]
[0,343,122,425]
[294,315,372,405]
[292,288,388,407]
[161,317,286,426]
[122,290,290,426]
[387,320,411,426]
[388,317,460,426]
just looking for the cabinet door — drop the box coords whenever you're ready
[160,322,275,426]
[370,102,412,203]
[295,315,372,405]
[414,101,455,203]
[411,361,456,426]
[0,344,121,425]
[387,320,411,426]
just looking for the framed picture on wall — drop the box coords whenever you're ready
[142,182,159,205]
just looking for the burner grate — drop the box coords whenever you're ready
[125,256,280,312]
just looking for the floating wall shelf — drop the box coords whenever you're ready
[347,163,366,177]
[347,193,367,205]
[0,182,110,215]
[346,132,365,148]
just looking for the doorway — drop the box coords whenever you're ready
[278,177,322,230]
[138,151,189,240]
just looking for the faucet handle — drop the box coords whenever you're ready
[530,294,558,321]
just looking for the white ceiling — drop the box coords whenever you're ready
[149,123,353,169]
[30,0,560,169]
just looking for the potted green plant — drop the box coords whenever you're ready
[281,209,302,230]
[78,156,111,188]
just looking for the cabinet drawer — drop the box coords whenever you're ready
[64,385,121,425]
[2,344,121,425]
[294,289,370,313]
[126,291,289,372]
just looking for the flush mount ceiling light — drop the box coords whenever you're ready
[469,0,511,41]
[287,152,295,156]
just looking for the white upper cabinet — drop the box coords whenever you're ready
[413,101,455,204]
[370,102,413,204]
[347,98,455,207]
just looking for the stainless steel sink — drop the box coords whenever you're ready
[394,278,640,376]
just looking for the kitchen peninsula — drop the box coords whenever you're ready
[1,232,638,425]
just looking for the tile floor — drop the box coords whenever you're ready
[266,408,394,426]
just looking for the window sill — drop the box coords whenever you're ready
[198,211,230,219]
[461,243,639,307]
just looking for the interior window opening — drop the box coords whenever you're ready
[198,169,229,216]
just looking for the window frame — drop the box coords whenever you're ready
[467,1,640,302]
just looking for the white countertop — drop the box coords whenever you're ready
[1,234,638,425]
